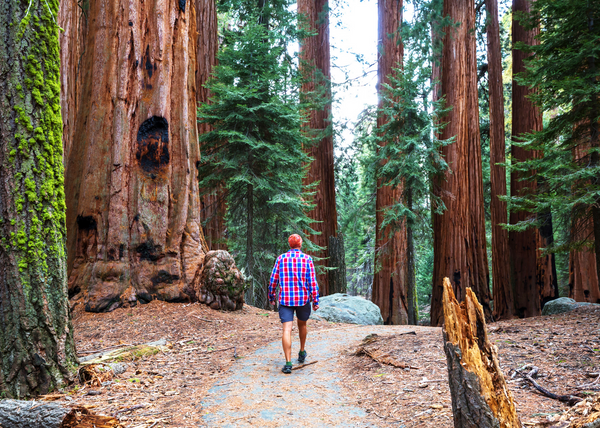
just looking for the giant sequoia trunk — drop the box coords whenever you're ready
[510,0,557,317]
[372,0,409,325]
[65,0,209,312]
[298,0,339,296]
[486,0,513,320]
[196,0,226,250]
[0,0,78,397]
[431,0,491,326]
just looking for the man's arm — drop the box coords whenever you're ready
[268,257,280,304]
[306,257,319,309]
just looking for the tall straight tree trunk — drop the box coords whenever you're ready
[486,0,513,320]
[0,0,78,397]
[372,0,408,325]
[431,0,491,326]
[196,0,226,250]
[65,0,209,312]
[406,187,417,324]
[510,0,557,317]
[298,0,339,296]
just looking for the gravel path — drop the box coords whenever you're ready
[201,324,418,427]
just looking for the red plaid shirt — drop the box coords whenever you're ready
[268,249,319,307]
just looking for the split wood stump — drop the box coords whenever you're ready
[0,399,121,428]
[442,278,522,428]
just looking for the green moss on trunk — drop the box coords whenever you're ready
[0,0,77,398]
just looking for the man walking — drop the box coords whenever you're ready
[268,234,319,374]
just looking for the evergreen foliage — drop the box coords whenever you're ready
[198,0,317,307]
[508,0,600,261]
[336,110,377,297]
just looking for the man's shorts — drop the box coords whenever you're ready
[279,302,311,323]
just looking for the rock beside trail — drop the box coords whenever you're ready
[542,297,598,315]
[310,293,383,325]
[193,250,245,311]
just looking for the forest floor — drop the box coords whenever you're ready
[49,301,600,427]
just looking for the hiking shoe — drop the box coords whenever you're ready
[298,350,307,364]
[282,362,292,374]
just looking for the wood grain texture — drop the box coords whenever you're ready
[442,279,522,428]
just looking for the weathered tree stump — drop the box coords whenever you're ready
[442,278,522,428]
[0,399,121,428]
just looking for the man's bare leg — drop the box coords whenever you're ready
[297,320,307,352]
[282,321,293,362]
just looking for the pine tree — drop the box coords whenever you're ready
[198,1,316,307]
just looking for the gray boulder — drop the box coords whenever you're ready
[542,297,597,315]
[310,293,383,325]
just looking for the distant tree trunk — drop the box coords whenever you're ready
[486,0,513,320]
[570,216,600,303]
[372,0,409,325]
[65,0,209,312]
[246,182,254,276]
[196,0,226,250]
[537,209,558,308]
[298,0,340,296]
[431,0,491,326]
[406,187,417,324]
[510,0,557,317]
[328,236,347,294]
[0,0,78,397]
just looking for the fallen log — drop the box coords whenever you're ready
[0,399,122,428]
[442,278,522,428]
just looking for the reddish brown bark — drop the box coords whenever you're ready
[510,0,557,317]
[65,0,209,312]
[58,0,87,161]
[569,143,600,303]
[570,219,600,303]
[298,0,338,296]
[196,0,226,250]
[486,0,513,320]
[431,0,491,326]
[371,0,408,325]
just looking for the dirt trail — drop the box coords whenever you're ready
[200,324,426,427]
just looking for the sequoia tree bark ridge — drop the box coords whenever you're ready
[65,0,209,312]
[431,0,491,326]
